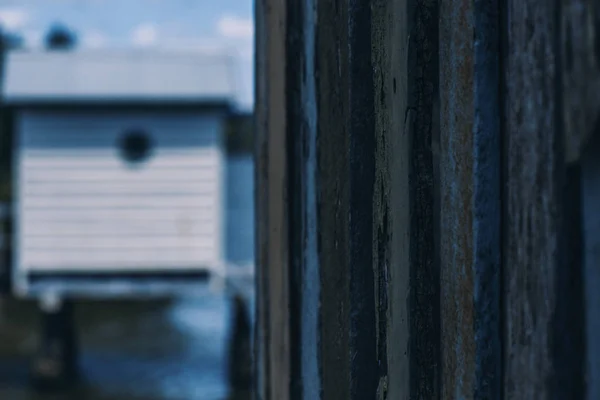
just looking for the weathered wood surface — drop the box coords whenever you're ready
[371,0,411,398]
[583,133,600,400]
[559,5,600,398]
[314,0,351,397]
[560,0,600,163]
[504,0,588,398]
[255,0,599,398]
[439,0,501,398]
[504,0,560,395]
[254,0,290,398]
[255,0,439,398]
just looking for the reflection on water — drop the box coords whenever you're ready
[0,296,245,399]
[0,155,255,399]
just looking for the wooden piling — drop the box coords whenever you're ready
[255,0,600,398]
[31,300,79,390]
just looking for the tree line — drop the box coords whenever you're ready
[1,23,77,52]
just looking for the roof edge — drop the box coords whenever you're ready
[3,95,234,107]
[1,98,235,114]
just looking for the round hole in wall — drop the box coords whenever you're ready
[119,129,153,164]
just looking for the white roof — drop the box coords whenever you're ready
[2,49,238,105]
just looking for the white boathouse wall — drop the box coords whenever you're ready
[14,110,225,279]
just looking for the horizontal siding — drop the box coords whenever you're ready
[20,209,214,219]
[20,134,218,149]
[16,111,224,275]
[23,236,216,249]
[23,182,217,196]
[22,148,219,157]
[22,221,215,237]
[22,168,219,183]
[22,195,216,209]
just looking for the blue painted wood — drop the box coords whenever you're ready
[14,110,226,296]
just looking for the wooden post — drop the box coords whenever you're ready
[255,0,439,398]
[254,0,290,398]
[255,0,600,398]
[228,294,253,399]
[31,300,79,389]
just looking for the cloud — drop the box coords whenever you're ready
[82,30,108,48]
[130,23,158,47]
[0,7,30,31]
[217,16,253,39]
[162,38,229,53]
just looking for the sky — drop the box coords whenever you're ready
[0,0,254,109]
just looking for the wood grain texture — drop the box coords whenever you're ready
[504,0,589,398]
[254,0,291,398]
[255,0,600,398]
[371,0,410,398]
[439,0,476,393]
[503,0,561,397]
[560,0,600,162]
[406,0,440,397]
[314,0,352,398]
[583,134,600,399]
[439,0,502,398]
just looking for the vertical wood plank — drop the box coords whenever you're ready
[560,2,600,398]
[254,0,291,398]
[583,134,600,399]
[405,0,441,397]
[373,0,441,397]
[314,0,352,397]
[560,0,600,163]
[347,0,379,396]
[371,0,411,397]
[504,1,559,396]
[503,0,586,397]
[286,0,321,397]
[439,0,502,398]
